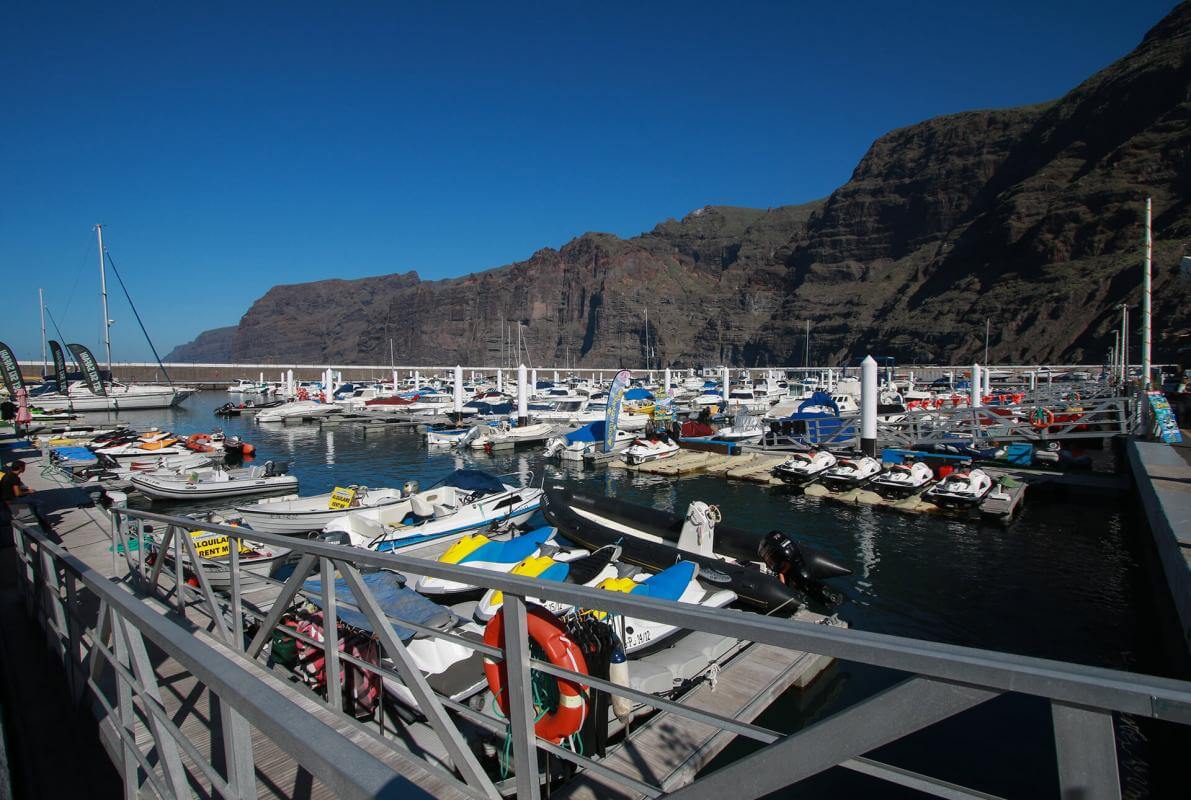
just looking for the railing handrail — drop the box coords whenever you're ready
[15,519,439,800]
[110,506,1191,723]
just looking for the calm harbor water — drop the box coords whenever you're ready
[101,392,1180,797]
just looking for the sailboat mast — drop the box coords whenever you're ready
[38,287,46,374]
[95,224,113,373]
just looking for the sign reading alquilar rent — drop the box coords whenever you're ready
[0,342,25,396]
[67,343,107,396]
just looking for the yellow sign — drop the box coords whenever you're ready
[328,486,357,510]
[192,532,253,560]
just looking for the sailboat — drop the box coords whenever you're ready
[32,226,196,412]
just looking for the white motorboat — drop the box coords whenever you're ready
[772,450,838,484]
[713,411,765,444]
[148,522,290,591]
[543,421,635,460]
[234,484,408,535]
[624,433,680,465]
[819,455,883,490]
[466,421,555,450]
[322,469,544,554]
[227,379,267,393]
[30,381,195,412]
[130,461,298,501]
[924,468,994,508]
[870,461,935,498]
[254,400,335,423]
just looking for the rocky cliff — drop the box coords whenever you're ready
[168,3,1191,367]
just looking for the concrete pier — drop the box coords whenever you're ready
[1128,439,1191,655]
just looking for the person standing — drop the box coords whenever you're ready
[0,459,35,546]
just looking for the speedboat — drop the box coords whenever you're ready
[255,400,335,423]
[623,432,679,465]
[473,547,736,653]
[712,411,765,444]
[772,450,837,485]
[234,484,409,535]
[130,461,297,501]
[543,487,851,612]
[924,468,994,508]
[869,461,935,498]
[543,420,635,460]
[819,455,882,490]
[466,421,554,450]
[322,469,544,554]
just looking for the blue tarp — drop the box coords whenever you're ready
[563,420,605,443]
[441,469,505,496]
[623,387,654,400]
[303,571,449,640]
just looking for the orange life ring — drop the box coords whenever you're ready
[1030,408,1055,429]
[483,604,588,743]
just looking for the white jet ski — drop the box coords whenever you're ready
[415,526,558,596]
[819,455,883,490]
[623,433,680,465]
[924,468,994,508]
[772,450,837,485]
[870,462,935,498]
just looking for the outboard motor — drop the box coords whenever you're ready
[402,479,420,497]
[318,531,352,546]
[758,531,808,586]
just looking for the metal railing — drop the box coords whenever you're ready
[18,504,1177,800]
[9,519,440,800]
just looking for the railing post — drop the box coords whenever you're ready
[216,696,257,799]
[228,534,244,650]
[173,524,186,617]
[64,571,85,705]
[1052,702,1121,800]
[319,557,343,712]
[110,606,143,799]
[501,594,543,800]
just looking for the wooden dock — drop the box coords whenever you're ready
[554,612,843,799]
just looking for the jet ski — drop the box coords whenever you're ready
[772,450,837,485]
[819,455,882,490]
[924,468,994,508]
[414,526,558,596]
[869,461,934,498]
[623,432,679,465]
[474,546,736,653]
[543,487,851,613]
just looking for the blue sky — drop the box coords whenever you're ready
[1,1,1178,360]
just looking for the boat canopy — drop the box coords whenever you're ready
[797,391,840,416]
[623,387,654,400]
[441,469,506,496]
[562,421,606,444]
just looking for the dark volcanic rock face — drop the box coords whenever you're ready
[165,325,237,362]
[173,3,1191,367]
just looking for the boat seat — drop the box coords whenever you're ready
[630,561,698,602]
[409,494,434,518]
[463,527,554,565]
[433,503,455,519]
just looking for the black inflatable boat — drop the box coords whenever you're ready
[542,486,851,614]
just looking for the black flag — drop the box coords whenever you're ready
[0,341,24,396]
[67,343,107,396]
[48,340,69,390]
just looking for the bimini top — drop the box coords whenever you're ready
[797,391,840,416]
[441,469,506,496]
[563,420,607,443]
[623,387,654,400]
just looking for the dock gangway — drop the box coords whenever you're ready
[11,505,1191,800]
